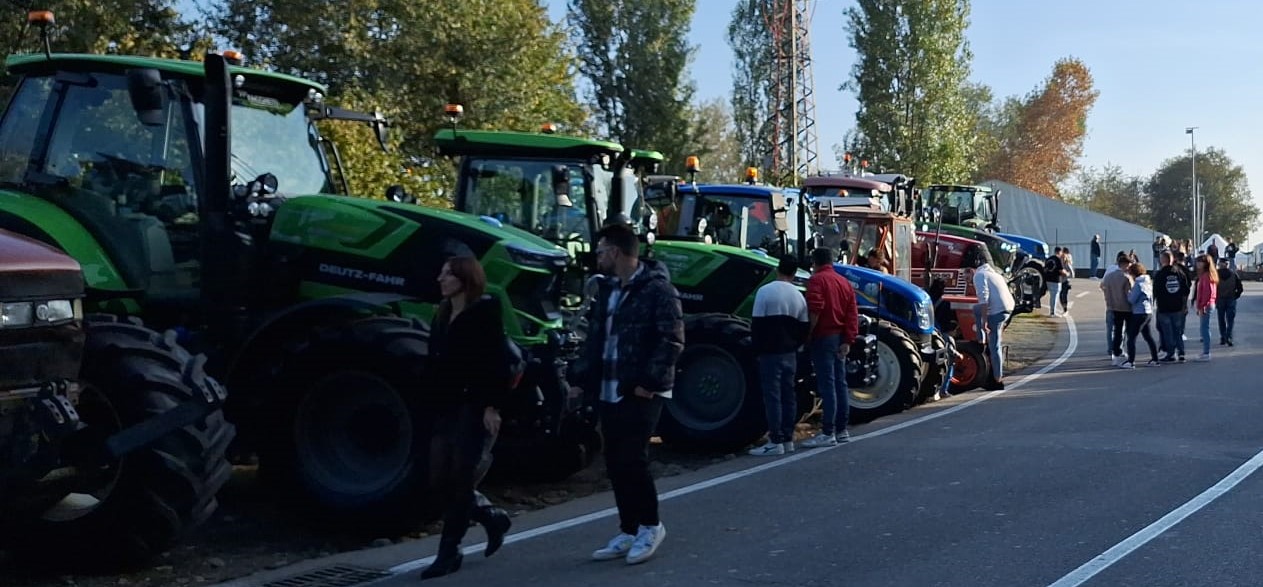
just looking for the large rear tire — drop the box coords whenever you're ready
[917,330,948,403]
[657,314,763,452]
[849,321,922,424]
[259,316,432,535]
[949,340,990,393]
[7,315,235,571]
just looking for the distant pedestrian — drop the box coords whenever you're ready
[1090,234,1102,279]
[1154,251,1190,362]
[1216,258,1243,346]
[1207,241,1220,263]
[968,255,1016,390]
[570,223,684,565]
[1192,254,1218,362]
[1226,241,1240,267]
[802,247,860,447]
[1060,247,1074,308]
[1121,261,1160,369]
[1044,247,1066,316]
[1128,249,1139,265]
[1152,236,1164,269]
[421,256,514,579]
[1103,252,1136,366]
[929,278,961,400]
[749,257,809,456]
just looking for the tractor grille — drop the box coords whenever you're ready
[260,565,392,587]
[912,268,968,297]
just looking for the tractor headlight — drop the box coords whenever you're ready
[1,299,77,327]
[916,299,933,332]
[505,244,568,269]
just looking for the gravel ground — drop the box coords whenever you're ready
[3,315,1056,587]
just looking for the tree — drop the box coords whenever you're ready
[1146,147,1259,243]
[568,0,698,173]
[1064,164,1148,227]
[213,0,587,202]
[843,0,978,182]
[0,1,200,58]
[727,0,774,169]
[977,58,1098,197]
[686,98,744,183]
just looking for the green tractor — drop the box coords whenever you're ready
[433,127,879,451]
[0,229,233,569]
[0,48,598,535]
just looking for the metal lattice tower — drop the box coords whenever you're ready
[765,0,819,186]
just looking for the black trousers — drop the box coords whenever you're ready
[1125,313,1159,364]
[1110,310,1130,357]
[429,404,498,548]
[600,396,664,535]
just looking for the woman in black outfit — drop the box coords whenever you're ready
[421,256,512,580]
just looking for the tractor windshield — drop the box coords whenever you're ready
[694,194,777,250]
[220,99,334,196]
[926,187,992,226]
[460,157,608,245]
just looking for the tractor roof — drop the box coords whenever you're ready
[630,150,664,163]
[682,183,782,198]
[926,183,992,193]
[434,128,623,159]
[802,175,891,192]
[5,53,325,92]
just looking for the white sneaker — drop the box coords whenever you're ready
[626,523,665,565]
[1145,360,1161,367]
[1118,361,1135,369]
[1110,355,1125,367]
[836,430,851,443]
[748,441,784,456]
[1194,354,1211,362]
[801,433,837,448]
[782,441,796,453]
[592,533,635,561]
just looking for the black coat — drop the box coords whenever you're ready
[427,295,510,410]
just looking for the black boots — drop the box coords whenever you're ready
[420,545,463,580]
[481,507,512,557]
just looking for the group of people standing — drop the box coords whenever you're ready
[1098,248,1242,368]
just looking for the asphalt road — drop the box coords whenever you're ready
[223,278,1263,587]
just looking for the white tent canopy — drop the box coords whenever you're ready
[1198,234,1228,254]
[982,180,1163,273]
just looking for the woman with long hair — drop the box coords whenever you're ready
[1122,262,1160,368]
[1192,254,1219,361]
[421,256,513,579]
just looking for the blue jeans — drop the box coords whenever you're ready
[758,353,798,444]
[810,335,849,435]
[1217,298,1237,342]
[1199,308,1214,355]
[1156,312,1185,357]
[1090,256,1100,278]
[1046,281,1062,314]
[980,311,1010,381]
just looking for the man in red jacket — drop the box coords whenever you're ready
[801,247,859,447]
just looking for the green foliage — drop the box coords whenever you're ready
[843,0,978,183]
[568,0,698,174]
[727,0,773,169]
[213,0,586,201]
[1146,148,1259,243]
[1064,164,1149,227]
[686,98,744,183]
[0,1,204,58]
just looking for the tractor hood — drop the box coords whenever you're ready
[0,229,84,301]
[832,263,934,335]
[997,232,1049,260]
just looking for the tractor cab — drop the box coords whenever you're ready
[803,177,915,283]
[922,184,999,231]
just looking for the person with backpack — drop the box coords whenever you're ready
[421,256,514,579]
[1044,247,1067,316]
[1216,257,1244,346]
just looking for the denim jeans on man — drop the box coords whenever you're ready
[1199,308,1214,355]
[1046,281,1062,315]
[983,311,1010,381]
[1156,311,1186,358]
[1217,298,1237,342]
[810,334,848,436]
[1090,256,1100,278]
[758,353,798,444]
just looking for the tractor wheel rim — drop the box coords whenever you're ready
[667,344,745,431]
[294,371,413,497]
[850,341,902,409]
[953,352,981,387]
[40,383,123,522]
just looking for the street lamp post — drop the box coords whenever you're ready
[1186,127,1198,245]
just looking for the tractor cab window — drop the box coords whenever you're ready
[930,188,985,225]
[225,98,334,196]
[0,71,200,293]
[462,158,599,244]
[694,194,777,250]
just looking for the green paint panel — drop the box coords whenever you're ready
[434,129,622,159]
[6,53,324,92]
[0,190,127,290]
[271,196,417,259]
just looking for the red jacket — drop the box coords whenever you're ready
[806,266,859,344]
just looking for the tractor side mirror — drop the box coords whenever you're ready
[386,184,415,204]
[126,68,165,126]
[372,111,390,151]
[551,165,573,207]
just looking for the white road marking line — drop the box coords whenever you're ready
[1046,448,1263,587]
[1076,291,1091,299]
[388,315,1081,576]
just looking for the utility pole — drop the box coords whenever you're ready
[1186,127,1198,244]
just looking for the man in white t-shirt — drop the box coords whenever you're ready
[748,257,810,456]
[969,258,1015,390]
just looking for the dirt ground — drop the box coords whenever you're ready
[3,315,1057,587]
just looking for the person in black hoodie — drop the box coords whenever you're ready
[1153,251,1190,362]
[1216,257,1244,346]
[420,256,513,580]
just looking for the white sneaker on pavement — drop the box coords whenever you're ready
[748,441,784,456]
[1118,361,1135,369]
[801,432,837,448]
[626,523,665,565]
[1194,354,1211,362]
[592,533,636,561]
